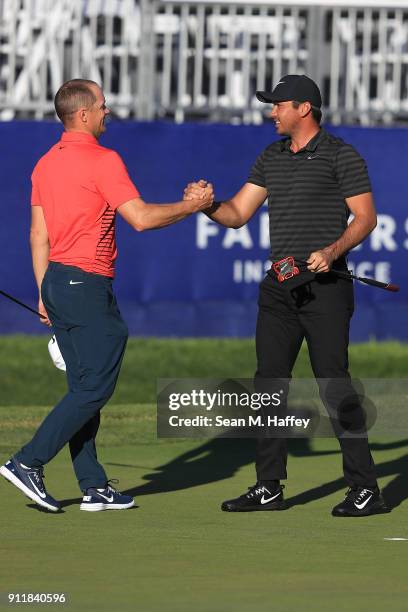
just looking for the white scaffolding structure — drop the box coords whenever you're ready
[0,0,407,124]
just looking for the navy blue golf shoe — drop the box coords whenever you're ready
[0,456,61,512]
[80,481,134,512]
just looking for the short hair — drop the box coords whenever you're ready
[292,100,322,125]
[54,79,99,124]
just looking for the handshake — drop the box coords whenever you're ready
[183,179,215,213]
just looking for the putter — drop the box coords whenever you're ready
[294,260,399,292]
[0,289,47,318]
[0,289,66,370]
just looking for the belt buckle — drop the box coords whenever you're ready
[272,256,300,283]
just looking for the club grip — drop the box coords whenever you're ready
[385,283,400,292]
[360,277,399,291]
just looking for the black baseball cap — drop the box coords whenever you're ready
[256,75,322,108]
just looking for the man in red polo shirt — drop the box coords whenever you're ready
[0,79,213,513]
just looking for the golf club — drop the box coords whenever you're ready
[0,289,66,370]
[295,260,400,292]
[0,289,47,318]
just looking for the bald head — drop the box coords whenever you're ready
[54,79,99,125]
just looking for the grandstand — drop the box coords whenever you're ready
[1,0,408,124]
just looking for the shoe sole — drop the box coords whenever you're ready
[332,502,390,517]
[221,500,287,512]
[80,501,135,512]
[0,465,60,512]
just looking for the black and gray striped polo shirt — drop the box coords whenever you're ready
[248,128,371,261]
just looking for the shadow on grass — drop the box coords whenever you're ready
[26,504,66,514]
[116,438,336,497]
[57,497,140,510]
[52,440,327,508]
[285,453,408,510]
[116,438,408,511]
[56,439,408,511]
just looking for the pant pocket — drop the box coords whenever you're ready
[42,273,86,328]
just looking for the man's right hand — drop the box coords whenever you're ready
[38,298,52,327]
[184,180,214,211]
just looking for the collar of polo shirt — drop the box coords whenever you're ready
[61,132,98,144]
[280,127,325,153]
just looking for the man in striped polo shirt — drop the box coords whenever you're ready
[0,79,213,513]
[185,75,389,517]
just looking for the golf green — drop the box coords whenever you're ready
[0,404,407,612]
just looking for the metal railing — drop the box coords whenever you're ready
[0,0,143,119]
[325,5,408,124]
[1,0,407,124]
[151,2,310,123]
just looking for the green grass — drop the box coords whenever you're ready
[1,337,407,406]
[0,405,407,611]
[0,339,407,611]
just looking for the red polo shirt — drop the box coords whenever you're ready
[31,131,140,277]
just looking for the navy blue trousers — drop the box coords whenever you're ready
[16,262,128,491]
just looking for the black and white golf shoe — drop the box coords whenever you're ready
[221,483,286,512]
[0,457,61,512]
[332,486,389,517]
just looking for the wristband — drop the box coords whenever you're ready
[204,201,222,216]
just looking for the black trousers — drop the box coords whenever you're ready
[255,271,377,488]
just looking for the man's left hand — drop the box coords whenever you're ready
[307,248,336,273]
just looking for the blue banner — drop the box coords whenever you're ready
[0,121,406,340]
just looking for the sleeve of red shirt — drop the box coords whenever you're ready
[97,150,140,210]
[31,166,42,206]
